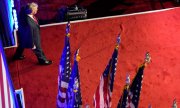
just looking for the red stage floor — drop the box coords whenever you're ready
[6,7,180,107]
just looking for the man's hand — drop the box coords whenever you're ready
[32,45,36,49]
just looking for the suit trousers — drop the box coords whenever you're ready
[14,46,47,61]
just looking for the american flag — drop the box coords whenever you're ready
[57,22,72,108]
[125,64,146,108]
[93,35,120,108]
[117,74,130,108]
[67,49,82,108]
[0,41,20,108]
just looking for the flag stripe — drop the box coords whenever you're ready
[0,87,3,108]
[7,85,12,108]
[10,91,14,108]
[59,88,67,98]
[2,54,11,108]
[61,81,69,88]
[1,54,10,108]
[104,76,109,107]
[0,55,5,108]
[99,76,104,108]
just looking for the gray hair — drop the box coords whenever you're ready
[28,2,38,10]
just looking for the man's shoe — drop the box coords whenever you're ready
[39,60,52,65]
[13,55,25,60]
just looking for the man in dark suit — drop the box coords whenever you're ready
[13,2,52,65]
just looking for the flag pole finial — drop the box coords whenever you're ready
[116,34,121,49]
[66,21,71,37]
[125,73,130,89]
[144,52,151,66]
[125,73,130,85]
[75,49,81,62]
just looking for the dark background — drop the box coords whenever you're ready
[14,0,178,24]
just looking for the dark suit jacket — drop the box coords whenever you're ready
[17,9,41,49]
[26,16,41,49]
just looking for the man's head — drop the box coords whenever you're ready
[27,2,38,15]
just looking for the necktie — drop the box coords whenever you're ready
[33,16,38,24]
